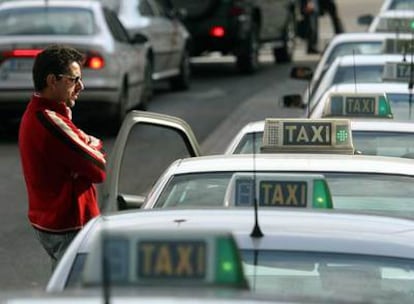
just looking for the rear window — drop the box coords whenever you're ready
[332,65,384,84]
[326,42,383,66]
[389,0,414,10]
[169,0,219,19]
[0,7,95,35]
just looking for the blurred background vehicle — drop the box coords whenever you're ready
[98,0,191,96]
[166,0,298,73]
[0,0,149,128]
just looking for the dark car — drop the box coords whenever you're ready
[165,0,297,73]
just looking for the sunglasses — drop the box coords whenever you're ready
[58,74,82,84]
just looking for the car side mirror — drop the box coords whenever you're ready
[117,194,145,210]
[130,33,149,45]
[290,66,313,80]
[283,94,305,108]
[357,14,373,26]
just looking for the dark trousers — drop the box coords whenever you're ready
[33,228,79,272]
[320,0,344,34]
[305,12,319,52]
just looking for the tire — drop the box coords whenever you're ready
[138,59,153,110]
[273,13,296,63]
[169,49,191,91]
[109,84,128,134]
[236,23,260,74]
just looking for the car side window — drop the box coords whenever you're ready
[139,0,155,16]
[103,8,130,43]
[149,0,167,17]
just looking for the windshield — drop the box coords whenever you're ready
[0,7,95,35]
[353,131,414,157]
[386,93,414,120]
[389,0,414,9]
[326,42,383,66]
[154,171,414,217]
[241,250,414,300]
[234,131,414,159]
[332,65,384,84]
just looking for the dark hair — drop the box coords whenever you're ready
[32,44,84,91]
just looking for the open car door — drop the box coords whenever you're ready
[100,110,201,212]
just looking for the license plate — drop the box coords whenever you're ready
[3,58,34,72]
[137,240,207,279]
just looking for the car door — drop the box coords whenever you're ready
[103,8,145,110]
[254,0,286,40]
[137,0,174,77]
[150,0,188,73]
[100,110,201,212]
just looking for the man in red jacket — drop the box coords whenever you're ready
[19,45,106,270]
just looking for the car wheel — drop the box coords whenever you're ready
[111,84,128,132]
[169,49,191,91]
[236,23,259,74]
[273,13,296,63]
[138,59,153,109]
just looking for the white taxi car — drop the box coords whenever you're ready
[0,0,149,126]
[46,207,414,303]
[309,82,414,120]
[367,10,414,33]
[99,112,414,217]
[98,0,191,93]
[284,54,406,110]
[298,32,413,107]
[224,119,414,159]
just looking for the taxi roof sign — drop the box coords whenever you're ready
[383,61,413,82]
[322,93,393,119]
[377,17,414,33]
[383,38,414,54]
[225,173,333,209]
[261,118,354,154]
[82,229,249,289]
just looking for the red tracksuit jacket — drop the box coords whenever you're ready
[19,94,106,232]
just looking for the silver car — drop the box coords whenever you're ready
[0,0,149,127]
[98,0,191,94]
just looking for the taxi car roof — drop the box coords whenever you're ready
[310,82,414,119]
[375,10,414,17]
[228,118,414,136]
[164,153,414,176]
[351,119,414,131]
[332,53,406,66]
[77,208,414,259]
[325,31,413,42]
[0,0,99,9]
[0,288,281,304]
[326,82,411,93]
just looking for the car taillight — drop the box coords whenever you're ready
[0,49,42,64]
[84,52,104,69]
[209,26,225,38]
[4,49,43,57]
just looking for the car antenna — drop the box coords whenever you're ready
[102,221,111,304]
[352,49,358,93]
[250,131,263,238]
[408,32,414,119]
[306,79,311,118]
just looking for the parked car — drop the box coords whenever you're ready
[0,0,149,127]
[98,0,191,94]
[167,0,297,73]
